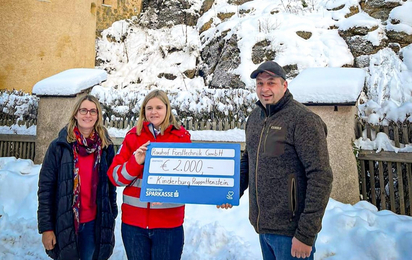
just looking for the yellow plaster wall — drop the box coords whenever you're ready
[0,0,99,93]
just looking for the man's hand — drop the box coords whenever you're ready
[291,237,312,258]
[42,231,56,250]
[216,203,233,209]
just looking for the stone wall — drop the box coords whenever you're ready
[0,0,98,93]
[96,0,143,36]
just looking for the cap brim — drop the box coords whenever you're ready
[250,69,283,79]
[250,69,264,79]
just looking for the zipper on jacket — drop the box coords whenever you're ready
[255,117,267,231]
[289,175,297,221]
[148,123,158,140]
[146,202,150,229]
[262,123,272,154]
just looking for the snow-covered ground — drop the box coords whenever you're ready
[1,0,412,259]
[1,157,412,259]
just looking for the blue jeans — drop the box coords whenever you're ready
[78,220,96,260]
[259,234,315,260]
[121,223,184,260]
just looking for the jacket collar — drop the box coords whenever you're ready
[147,123,161,139]
[54,126,73,151]
[143,121,175,135]
[256,89,293,117]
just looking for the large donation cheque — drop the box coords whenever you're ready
[140,142,241,206]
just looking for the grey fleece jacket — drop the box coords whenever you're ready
[240,89,333,246]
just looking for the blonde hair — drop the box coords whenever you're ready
[67,94,112,148]
[136,90,180,135]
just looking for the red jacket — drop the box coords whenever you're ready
[108,122,191,228]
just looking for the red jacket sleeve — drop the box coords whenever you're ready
[107,133,144,186]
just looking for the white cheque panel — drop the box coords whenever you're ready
[148,158,235,176]
[147,176,235,187]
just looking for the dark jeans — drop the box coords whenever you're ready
[121,223,184,260]
[78,220,96,260]
[259,234,315,260]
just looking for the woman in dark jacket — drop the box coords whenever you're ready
[37,95,118,260]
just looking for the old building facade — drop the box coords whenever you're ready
[0,0,142,93]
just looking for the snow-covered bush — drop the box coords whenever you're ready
[0,90,38,122]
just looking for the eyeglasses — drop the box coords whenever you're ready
[78,108,98,116]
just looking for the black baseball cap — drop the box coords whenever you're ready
[250,61,286,80]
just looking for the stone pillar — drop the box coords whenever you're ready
[310,106,360,205]
[32,68,107,164]
[34,91,90,164]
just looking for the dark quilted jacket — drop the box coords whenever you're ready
[37,127,118,260]
[240,89,333,246]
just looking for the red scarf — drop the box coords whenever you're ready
[72,126,102,233]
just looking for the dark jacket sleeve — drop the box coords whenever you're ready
[293,113,333,246]
[239,147,249,198]
[107,144,118,219]
[37,141,59,234]
[239,119,250,198]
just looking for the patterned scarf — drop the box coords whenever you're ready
[72,126,102,233]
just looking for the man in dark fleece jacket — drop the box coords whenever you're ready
[220,61,333,259]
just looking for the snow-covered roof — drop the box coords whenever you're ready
[289,67,365,105]
[32,68,107,96]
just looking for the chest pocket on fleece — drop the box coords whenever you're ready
[264,124,286,157]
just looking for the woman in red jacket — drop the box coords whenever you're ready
[107,89,191,260]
